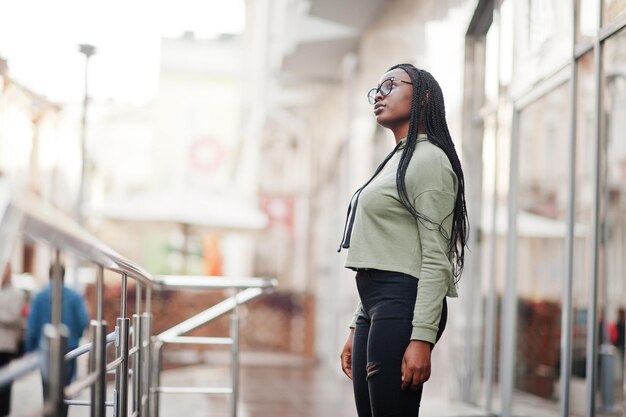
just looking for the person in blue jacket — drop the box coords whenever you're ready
[26,263,89,416]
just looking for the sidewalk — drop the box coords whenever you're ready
[9,352,487,417]
[158,359,488,417]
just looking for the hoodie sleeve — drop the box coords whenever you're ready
[406,148,457,345]
[410,189,456,344]
[349,302,362,328]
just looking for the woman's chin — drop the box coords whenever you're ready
[375,114,389,125]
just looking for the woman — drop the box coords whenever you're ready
[338,63,468,416]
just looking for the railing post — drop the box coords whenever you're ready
[141,312,152,417]
[89,320,107,417]
[230,292,240,417]
[115,318,130,417]
[150,341,163,417]
[115,273,129,417]
[143,284,152,417]
[51,252,63,335]
[132,283,142,417]
[45,250,67,417]
[91,265,107,417]
[132,313,142,417]
[42,324,68,417]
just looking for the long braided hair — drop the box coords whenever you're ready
[390,63,469,280]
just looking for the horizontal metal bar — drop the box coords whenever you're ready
[161,336,233,345]
[64,371,99,398]
[65,331,117,361]
[128,346,139,356]
[0,353,40,389]
[513,68,570,111]
[574,41,593,59]
[157,287,264,341]
[65,400,114,407]
[154,275,277,290]
[154,387,233,395]
[105,356,124,372]
[598,11,626,43]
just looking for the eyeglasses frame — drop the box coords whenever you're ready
[367,78,413,105]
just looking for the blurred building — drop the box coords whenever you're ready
[87,33,266,279]
[0,57,72,281]
[0,58,64,195]
[247,0,626,416]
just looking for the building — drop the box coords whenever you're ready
[88,32,268,279]
[249,0,626,416]
[0,57,69,281]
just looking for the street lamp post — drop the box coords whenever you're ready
[76,43,96,226]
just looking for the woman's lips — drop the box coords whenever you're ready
[374,104,385,115]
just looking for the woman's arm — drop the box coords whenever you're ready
[411,189,455,344]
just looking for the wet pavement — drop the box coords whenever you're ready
[9,352,487,417]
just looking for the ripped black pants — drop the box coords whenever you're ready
[352,269,447,417]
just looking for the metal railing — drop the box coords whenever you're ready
[0,185,276,417]
[151,276,275,417]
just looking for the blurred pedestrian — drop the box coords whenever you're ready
[338,63,468,416]
[0,264,26,417]
[26,263,89,417]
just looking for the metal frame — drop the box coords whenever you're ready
[559,3,578,415]
[0,187,276,417]
[585,10,603,416]
[504,73,571,417]
[462,0,492,409]
[499,104,519,417]
[463,0,626,416]
[482,0,500,407]
[150,278,275,417]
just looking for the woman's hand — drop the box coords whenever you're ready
[401,340,432,391]
[340,329,355,380]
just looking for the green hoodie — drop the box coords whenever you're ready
[345,134,458,344]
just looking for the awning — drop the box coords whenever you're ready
[95,188,268,233]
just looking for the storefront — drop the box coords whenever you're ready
[465,1,626,416]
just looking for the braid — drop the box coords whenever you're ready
[389,63,469,281]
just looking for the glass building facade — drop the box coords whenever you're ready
[465,1,626,416]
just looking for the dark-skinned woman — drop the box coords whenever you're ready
[338,63,469,417]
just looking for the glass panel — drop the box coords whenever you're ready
[603,0,626,25]
[579,0,600,43]
[479,113,498,408]
[500,0,514,88]
[570,51,595,417]
[485,23,499,105]
[513,0,573,93]
[513,82,570,417]
[596,27,626,416]
[491,101,513,414]
[478,104,512,414]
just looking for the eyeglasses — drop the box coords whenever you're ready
[367,78,413,105]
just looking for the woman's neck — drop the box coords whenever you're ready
[392,124,426,145]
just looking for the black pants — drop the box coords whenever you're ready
[352,269,447,417]
[0,352,15,417]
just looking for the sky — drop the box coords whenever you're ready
[0,0,245,105]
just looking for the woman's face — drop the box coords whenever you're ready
[371,68,413,132]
